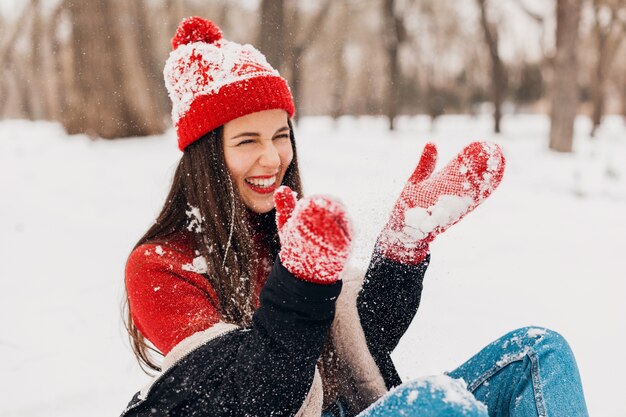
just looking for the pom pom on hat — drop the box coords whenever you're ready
[164,16,295,151]
[171,16,222,50]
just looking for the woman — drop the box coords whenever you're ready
[121,17,589,417]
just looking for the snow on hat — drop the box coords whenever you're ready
[164,17,295,151]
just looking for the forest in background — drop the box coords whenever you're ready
[1,0,625,152]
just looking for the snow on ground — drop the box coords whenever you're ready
[1,114,624,416]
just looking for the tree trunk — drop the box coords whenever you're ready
[63,0,166,138]
[622,66,626,122]
[116,0,168,131]
[29,0,50,119]
[283,0,334,120]
[290,46,304,121]
[46,3,65,122]
[330,1,349,120]
[477,0,506,134]
[589,1,624,137]
[0,0,36,118]
[64,0,127,137]
[590,48,609,137]
[382,0,403,131]
[549,0,581,153]
[257,0,286,71]
[15,62,35,118]
[0,69,8,116]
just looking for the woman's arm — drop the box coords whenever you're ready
[125,248,340,417]
[125,189,351,416]
[356,249,429,388]
[358,250,429,353]
[230,259,341,414]
[357,142,505,387]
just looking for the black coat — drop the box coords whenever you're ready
[120,251,428,417]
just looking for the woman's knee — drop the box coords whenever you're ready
[500,326,561,345]
[364,375,488,417]
[505,326,576,363]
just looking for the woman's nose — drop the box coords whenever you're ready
[259,142,281,168]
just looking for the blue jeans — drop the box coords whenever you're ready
[355,327,589,417]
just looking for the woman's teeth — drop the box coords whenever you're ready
[245,176,276,188]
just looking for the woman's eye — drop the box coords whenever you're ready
[273,134,290,140]
[237,139,254,146]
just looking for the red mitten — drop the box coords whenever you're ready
[274,186,352,284]
[379,141,506,264]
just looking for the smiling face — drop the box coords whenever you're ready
[223,109,294,214]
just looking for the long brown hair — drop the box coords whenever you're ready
[123,121,302,372]
[122,121,341,406]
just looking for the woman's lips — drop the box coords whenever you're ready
[244,175,278,194]
[245,182,277,194]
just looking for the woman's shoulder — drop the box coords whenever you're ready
[129,233,188,261]
[125,233,219,303]
[125,233,204,281]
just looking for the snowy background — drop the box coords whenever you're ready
[1,114,625,416]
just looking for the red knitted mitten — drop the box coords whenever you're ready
[274,186,352,284]
[378,141,506,264]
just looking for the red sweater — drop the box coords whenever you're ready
[125,234,271,355]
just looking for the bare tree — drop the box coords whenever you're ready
[413,0,467,124]
[14,55,36,118]
[589,0,626,136]
[511,0,551,101]
[284,0,334,120]
[335,0,388,117]
[257,0,286,70]
[476,0,507,133]
[329,0,350,120]
[28,0,48,119]
[0,0,37,117]
[42,3,66,122]
[63,0,166,138]
[118,0,170,123]
[382,0,407,130]
[549,0,582,152]
[622,56,626,120]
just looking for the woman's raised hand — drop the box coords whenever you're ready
[378,141,506,264]
[274,186,352,284]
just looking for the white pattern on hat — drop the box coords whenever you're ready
[164,40,280,122]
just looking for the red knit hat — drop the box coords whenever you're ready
[164,17,295,151]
